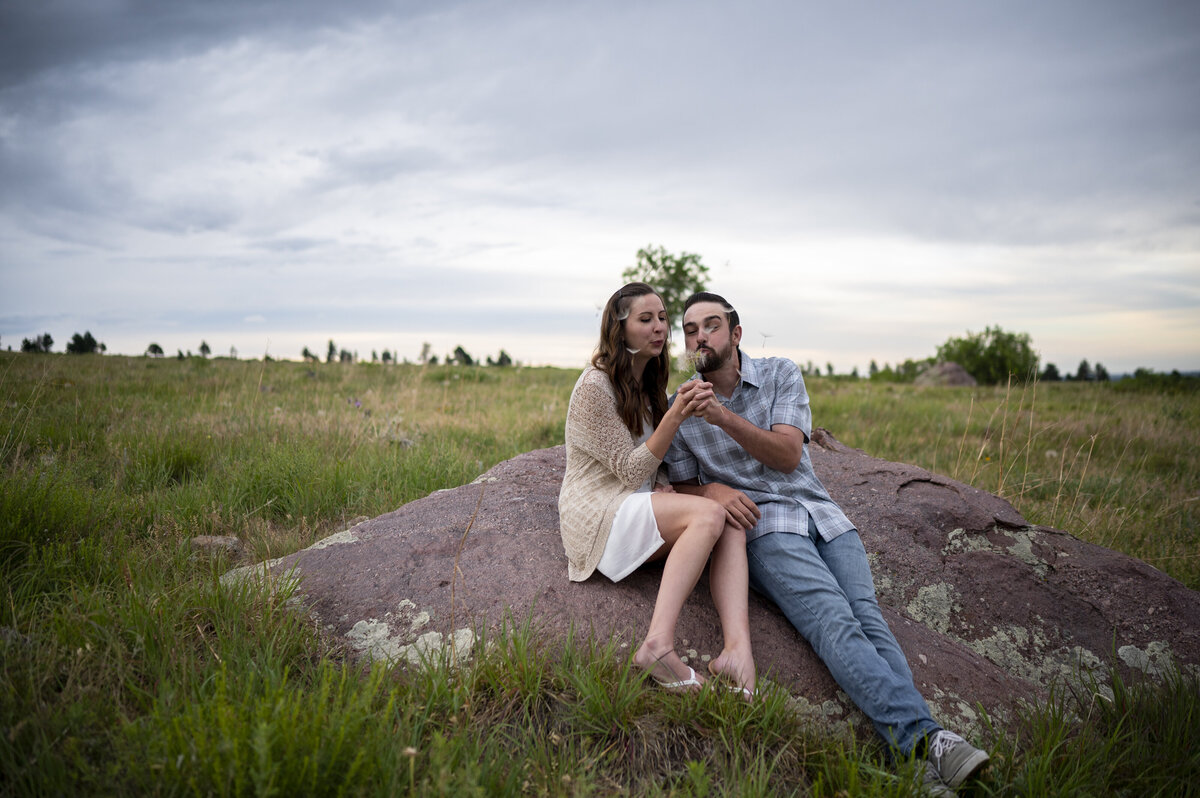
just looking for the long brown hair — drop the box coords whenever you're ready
[591,282,670,436]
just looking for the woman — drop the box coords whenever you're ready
[558,282,755,696]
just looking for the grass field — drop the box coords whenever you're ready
[2,352,1197,796]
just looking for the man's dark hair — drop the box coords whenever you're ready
[684,292,739,330]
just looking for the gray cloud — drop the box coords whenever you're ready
[2,0,1198,370]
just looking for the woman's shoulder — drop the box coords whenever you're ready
[576,365,615,392]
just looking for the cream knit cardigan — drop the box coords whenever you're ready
[559,366,663,581]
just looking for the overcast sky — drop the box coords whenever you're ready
[2,0,1198,373]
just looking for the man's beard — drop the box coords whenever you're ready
[692,341,733,374]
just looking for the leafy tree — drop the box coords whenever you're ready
[146,343,164,357]
[496,349,513,367]
[936,326,1039,385]
[199,340,211,358]
[621,245,710,326]
[66,331,101,354]
[453,346,474,366]
[381,350,393,364]
[21,333,53,353]
[301,346,317,363]
[1041,362,1061,381]
[339,349,353,363]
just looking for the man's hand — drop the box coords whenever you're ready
[673,379,714,418]
[689,394,728,426]
[699,483,761,530]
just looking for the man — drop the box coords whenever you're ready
[665,292,989,796]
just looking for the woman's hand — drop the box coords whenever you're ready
[673,379,714,419]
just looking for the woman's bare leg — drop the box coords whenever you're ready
[707,522,756,695]
[632,493,725,686]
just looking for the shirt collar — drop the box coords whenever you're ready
[735,350,762,388]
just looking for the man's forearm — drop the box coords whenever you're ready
[711,410,803,473]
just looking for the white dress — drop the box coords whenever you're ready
[596,423,666,582]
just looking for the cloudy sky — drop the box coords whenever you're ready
[2,0,1198,373]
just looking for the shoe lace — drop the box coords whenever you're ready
[930,730,965,760]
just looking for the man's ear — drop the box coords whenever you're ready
[731,324,742,348]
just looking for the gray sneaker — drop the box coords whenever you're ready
[926,730,989,789]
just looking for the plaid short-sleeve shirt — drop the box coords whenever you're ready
[665,352,854,543]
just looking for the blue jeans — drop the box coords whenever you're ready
[747,523,941,754]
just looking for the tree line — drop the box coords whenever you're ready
[300,340,515,368]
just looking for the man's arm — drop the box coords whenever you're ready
[691,399,805,473]
[672,478,762,530]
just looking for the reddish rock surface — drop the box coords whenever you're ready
[228,431,1200,736]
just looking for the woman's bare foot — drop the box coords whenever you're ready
[709,648,756,698]
[634,639,704,691]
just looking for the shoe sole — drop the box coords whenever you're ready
[943,749,990,789]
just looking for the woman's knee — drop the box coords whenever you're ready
[703,500,728,538]
[688,499,725,543]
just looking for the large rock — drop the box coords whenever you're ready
[914,361,977,387]
[227,432,1200,738]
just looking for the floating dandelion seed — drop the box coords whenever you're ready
[683,349,708,372]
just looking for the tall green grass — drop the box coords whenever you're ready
[2,352,1197,796]
[808,375,1199,588]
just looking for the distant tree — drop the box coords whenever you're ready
[419,342,432,365]
[1076,359,1093,382]
[936,326,1039,385]
[825,362,834,377]
[381,349,393,364]
[176,349,185,360]
[621,245,710,326]
[428,354,439,365]
[199,340,211,358]
[327,339,337,364]
[371,350,379,363]
[496,349,513,367]
[453,346,474,366]
[1094,362,1109,382]
[21,333,53,353]
[66,331,101,354]
[868,360,879,378]
[1040,362,1061,381]
[850,366,860,379]
[301,346,317,363]
[339,349,353,363]
[229,345,237,359]
[146,343,164,357]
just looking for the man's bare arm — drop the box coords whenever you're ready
[673,479,762,530]
[691,399,805,473]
